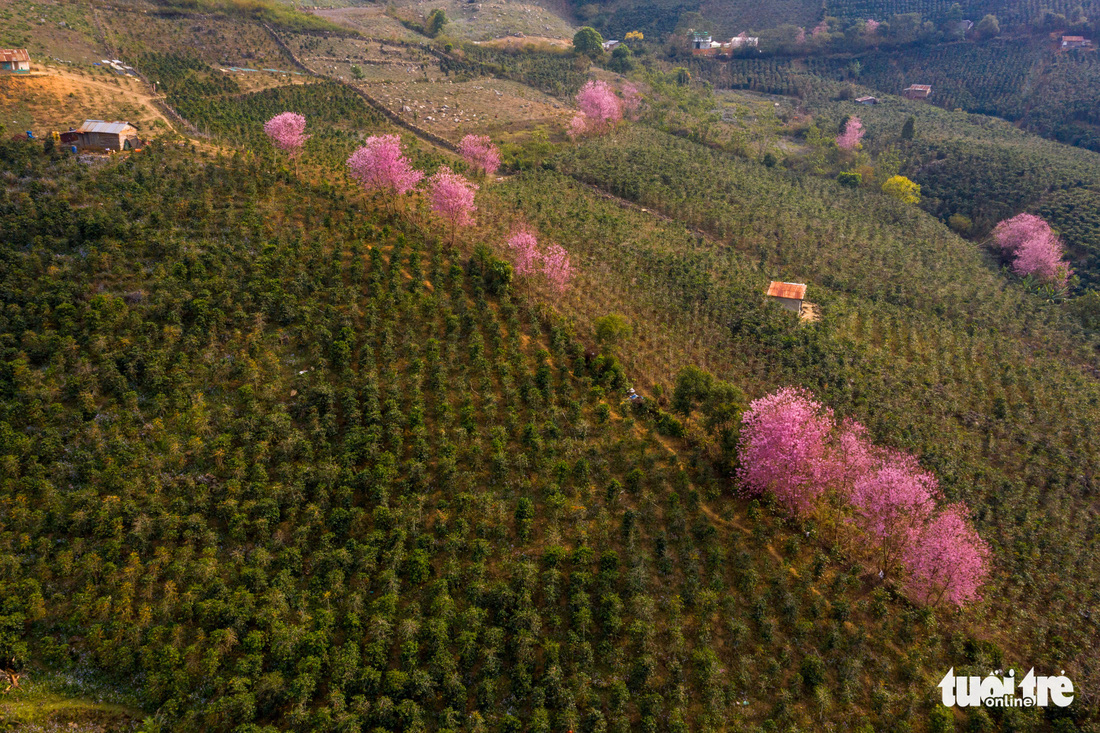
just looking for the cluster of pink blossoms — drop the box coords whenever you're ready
[506,228,574,293]
[991,213,1072,286]
[737,387,991,607]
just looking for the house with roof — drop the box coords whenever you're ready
[765,281,807,314]
[903,84,932,99]
[1061,35,1092,49]
[0,49,30,74]
[855,95,878,105]
[66,120,140,152]
[602,40,621,52]
[691,31,759,57]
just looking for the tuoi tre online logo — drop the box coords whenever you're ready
[939,668,1074,708]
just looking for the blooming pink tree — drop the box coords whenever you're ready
[264,112,310,157]
[737,387,838,517]
[902,503,991,607]
[506,227,542,277]
[864,18,881,33]
[849,454,940,579]
[458,134,500,176]
[347,135,424,210]
[836,116,864,150]
[541,243,574,293]
[571,80,624,138]
[812,20,829,38]
[428,165,478,245]
[795,27,807,44]
[621,83,642,118]
[991,213,1072,286]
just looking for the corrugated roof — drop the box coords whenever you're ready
[766,281,807,300]
[77,120,135,135]
[0,49,30,63]
[905,84,932,91]
[1062,35,1087,41]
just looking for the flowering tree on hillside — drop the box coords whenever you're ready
[849,454,940,579]
[991,213,1071,286]
[264,112,309,156]
[621,83,642,118]
[864,18,881,33]
[902,503,991,607]
[569,80,624,138]
[541,243,574,293]
[458,134,500,176]
[737,387,838,517]
[836,116,864,150]
[506,228,542,278]
[347,135,423,210]
[428,166,478,245]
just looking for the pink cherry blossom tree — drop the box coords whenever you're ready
[574,80,623,135]
[836,116,864,150]
[568,114,589,139]
[506,227,542,277]
[812,20,829,38]
[541,243,574,293]
[991,213,1052,253]
[864,18,881,33]
[347,135,424,211]
[264,112,310,157]
[795,27,807,44]
[737,387,838,517]
[991,213,1072,286]
[902,503,991,607]
[621,83,642,118]
[849,453,940,579]
[458,134,501,176]
[428,165,478,245]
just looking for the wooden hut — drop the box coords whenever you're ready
[0,49,30,74]
[74,120,140,151]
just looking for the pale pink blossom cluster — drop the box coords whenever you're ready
[737,387,991,606]
[864,18,881,33]
[347,134,424,197]
[795,27,807,44]
[569,80,624,138]
[458,134,501,176]
[991,213,1072,286]
[836,116,865,150]
[505,228,575,292]
[812,20,829,37]
[428,165,478,241]
[264,112,310,156]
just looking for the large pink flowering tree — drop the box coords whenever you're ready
[541,243,574,293]
[458,134,501,176]
[569,80,624,138]
[347,135,424,210]
[737,387,838,517]
[836,116,864,150]
[264,112,310,156]
[849,453,940,579]
[991,213,1071,286]
[506,227,542,278]
[902,503,991,607]
[428,166,478,245]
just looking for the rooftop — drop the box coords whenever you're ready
[77,120,136,135]
[0,49,30,63]
[905,84,932,91]
[766,281,807,300]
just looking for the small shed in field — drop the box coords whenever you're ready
[765,281,807,313]
[0,49,30,73]
[74,120,140,151]
[855,95,878,105]
[1061,35,1092,49]
[903,84,932,99]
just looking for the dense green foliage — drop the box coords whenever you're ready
[459,45,589,97]
[1,133,1010,732]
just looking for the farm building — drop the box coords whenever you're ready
[903,84,932,99]
[765,281,807,314]
[855,96,878,105]
[70,120,140,152]
[602,40,621,52]
[1061,35,1092,49]
[0,49,30,74]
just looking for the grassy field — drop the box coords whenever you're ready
[0,672,144,731]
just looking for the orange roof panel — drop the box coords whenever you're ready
[766,281,807,300]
